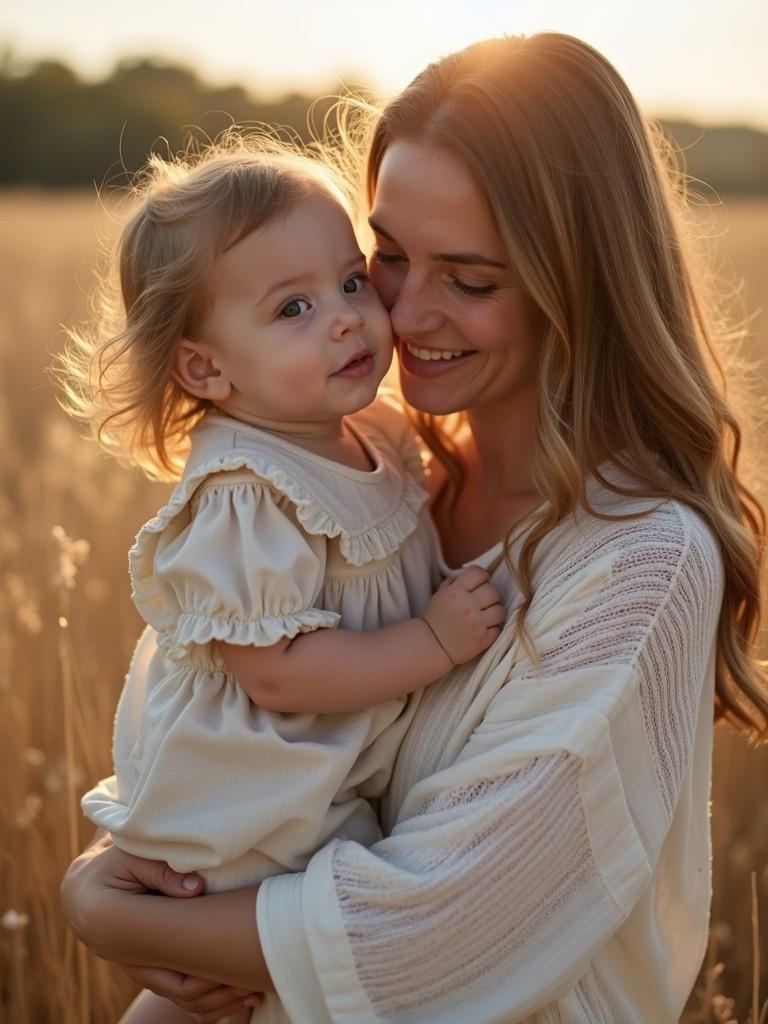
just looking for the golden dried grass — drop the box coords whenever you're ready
[0,190,765,1022]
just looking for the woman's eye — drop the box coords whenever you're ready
[372,249,406,264]
[278,298,311,319]
[343,273,368,294]
[451,277,498,297]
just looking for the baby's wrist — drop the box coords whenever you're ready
[418,615,456,670]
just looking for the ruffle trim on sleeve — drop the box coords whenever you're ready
[158,608,341,662]
[132,445,427,612]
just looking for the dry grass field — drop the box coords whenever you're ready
[0,189,766,1022]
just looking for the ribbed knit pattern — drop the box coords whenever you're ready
[333,753,599,1018]
[527,505,720,821]
[259,489,724,1023]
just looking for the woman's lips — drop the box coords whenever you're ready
[398,340,476,377]
[332,352,375,379]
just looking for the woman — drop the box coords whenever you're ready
[62,32,767,1023]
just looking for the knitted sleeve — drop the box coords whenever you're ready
[257,502,723,1023]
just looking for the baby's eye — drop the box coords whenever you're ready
[343,273,368,294]
[279,298,311,319]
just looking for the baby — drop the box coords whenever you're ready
[61,138,505,1022]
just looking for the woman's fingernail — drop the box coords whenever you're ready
[182,875,200,890]
[244,998,261,1007]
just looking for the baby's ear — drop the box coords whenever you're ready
[172,340,232,401]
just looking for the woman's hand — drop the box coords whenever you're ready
[60,832,205,959]
[60,833,272,994]
[121,966,262,1023]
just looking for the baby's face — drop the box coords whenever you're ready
[197,193,393,428]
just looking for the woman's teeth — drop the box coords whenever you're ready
[405,343,469,361]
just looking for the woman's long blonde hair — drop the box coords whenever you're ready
[57,132,346,479]
[361,33,767,741]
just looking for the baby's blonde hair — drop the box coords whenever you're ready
[58,131,347,479]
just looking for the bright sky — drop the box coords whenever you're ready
[2,0,767,129]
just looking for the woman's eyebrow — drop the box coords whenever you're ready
[368,217,507,269]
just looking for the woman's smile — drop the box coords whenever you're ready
[398,339,478,376]
[369,141,542,418]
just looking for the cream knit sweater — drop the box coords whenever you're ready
[257,476,722,1023]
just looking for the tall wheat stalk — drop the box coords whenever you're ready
[53,526,92,1024]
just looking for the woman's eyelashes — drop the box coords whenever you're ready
[343,272,370,294]
[372,248,406,264]
[451,277,498,296]
[373,249,498,298]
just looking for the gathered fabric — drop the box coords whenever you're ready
[81,394,441,896]
[257,476,723,1023]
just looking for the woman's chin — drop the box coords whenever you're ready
[396,372,466,416]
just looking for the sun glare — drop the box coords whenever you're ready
[0,0,766,126]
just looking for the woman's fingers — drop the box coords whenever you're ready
[173,972,258,1007]
[189,995,261,1024]
[121,965,262,1019]
[137,859,204,898]
[100,846,204,898]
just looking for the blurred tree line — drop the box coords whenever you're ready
[1,51,767,194]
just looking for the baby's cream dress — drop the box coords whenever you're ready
[81,394,440,895]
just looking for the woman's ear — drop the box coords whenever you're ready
[172,340,232,401]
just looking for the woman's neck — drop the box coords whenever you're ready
[462,392,539,501]
[433,396,542,568]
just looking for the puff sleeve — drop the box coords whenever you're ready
[82,472,387,884]
[129,471,340,667]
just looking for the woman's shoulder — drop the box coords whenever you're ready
[540,474,722,588]
[522,487,723,678]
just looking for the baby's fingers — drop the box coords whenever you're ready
[482,602,507,628]
[469,582,504,611]
[449,565,490,591]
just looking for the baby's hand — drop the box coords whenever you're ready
[422,565,506,666]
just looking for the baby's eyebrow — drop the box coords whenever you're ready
[368,217,508,269]
[258,274,304,305]
[257,252,366,305]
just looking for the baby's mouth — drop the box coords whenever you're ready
[333,350,375,378]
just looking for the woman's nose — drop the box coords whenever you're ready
[388,277,443,340]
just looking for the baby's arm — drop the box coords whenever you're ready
[219,565,505,713]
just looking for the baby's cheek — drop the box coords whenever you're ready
[369,263,401,312]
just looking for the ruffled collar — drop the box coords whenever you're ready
[134,399,429,568]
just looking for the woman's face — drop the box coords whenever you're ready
[368,141,542,418]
